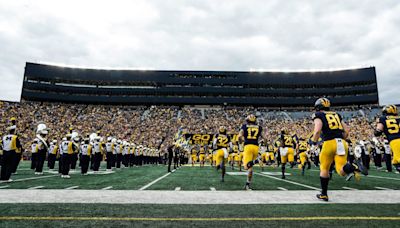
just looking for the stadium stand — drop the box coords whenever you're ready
[22,62,378,106]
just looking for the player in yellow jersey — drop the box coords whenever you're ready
[199,146,206,168]
[206,148,213,166]
[239,114,266,190]
[265,141,276,167]
[311,98,367,201]
[230,141,239,170]
[191,147,198,167]
[258,140,268,171]
[213,126,232,182]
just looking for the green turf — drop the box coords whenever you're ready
[1,161,399,190]
[0,204,398,227]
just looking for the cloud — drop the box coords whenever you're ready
[0,0,399,104]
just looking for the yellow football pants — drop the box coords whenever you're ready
[280,147,294,164]
[319,139,348,176]
[243,144,259,169]
[390,138,400,165]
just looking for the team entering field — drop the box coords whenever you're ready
[1,98,400,203]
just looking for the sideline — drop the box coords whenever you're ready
[0,190,399,204]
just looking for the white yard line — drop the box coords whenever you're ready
[210,187,216,191]
[12,175,59,182]
[138,172,171,191]
[174,187,181,191]
[65,186,79,190]
[255,172,320,190]
[367,175,400,181]
[28,186,44,189]
[374,186,393,190]
[102,186,113,190]
[1,190,399,204]
[342,187,358,190]
[277,187,288,191]
[0,185,10,189]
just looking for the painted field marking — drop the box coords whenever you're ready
[262,172,291,176]
[374,186,393,190]
[0,185,10,189]
[277,187,288,191]
[342,187,358,190]
[139,172,171,191]
[367,175,400,181]
[28,186,44,189]
[175,187,181,191]
[255,172,320,190]
[65,186,79,190]
[210,187,216,191]
[1,216,400,221]
[12,175,59,182]
[102,186,113,190]
[0,190,399,204]
[226,172,247,176]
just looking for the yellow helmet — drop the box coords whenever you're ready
[10,117,16,122]
[246,114,257,123]
[314,98,330,111]
[382,105,398,115]
[219,126,227,134]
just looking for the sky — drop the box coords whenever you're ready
[0,0,399,104]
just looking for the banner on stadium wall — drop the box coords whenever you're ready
[184,134,239,145]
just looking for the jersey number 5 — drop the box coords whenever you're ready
[386,119,400,134]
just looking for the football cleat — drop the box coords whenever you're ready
[316,193,329,202]
[281,175,286,179]
[354,160,368,176]
[244,183,252,190]
[345,173,354,181]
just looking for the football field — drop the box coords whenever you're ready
[0,161,399,227]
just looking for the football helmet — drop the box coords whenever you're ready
[314,98,330,111]
[246,114,257,123]
[382,105,397,115]
[219,126,227,134]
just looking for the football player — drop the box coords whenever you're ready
[375,105,400,173]
[297,138,309,176]
[199,146,206,168]
[310,98,367,201]
[191,146,198,167]
[213,126,232,182]
[265,141,276,166]
[279,129,296,179]
[259,140,267,171]
[239,114,265,190]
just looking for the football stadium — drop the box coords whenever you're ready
[1,62,400,227]
[1,1,400,227]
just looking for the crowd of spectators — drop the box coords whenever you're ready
[0,100,378,156]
